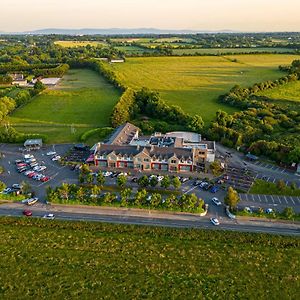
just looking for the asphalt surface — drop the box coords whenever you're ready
[0,204,299,236]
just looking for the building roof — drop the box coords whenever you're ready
[165,131,201,143]
[96,144,193,160]
[107,122,140,145]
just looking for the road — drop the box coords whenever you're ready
[0,203,299,236]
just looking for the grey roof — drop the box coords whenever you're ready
[96,144,193,160]
[107,122,140,145]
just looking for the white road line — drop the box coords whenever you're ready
[277,196,281,204]
[251,194,255,202]
[283,196,288,204]
[245,194,248,201]
[184,186,197,195]
[281,169,286,174]
[272,178,276,183]
[289,197,295,205]
[264,195,268,203]
[270,195,275,204]
[257,194,261,202]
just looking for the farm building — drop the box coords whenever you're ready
[110,59,125,63]
[32,78,61,86]
[10,73,28,86]
[24,139,43,150]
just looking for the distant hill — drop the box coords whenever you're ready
[1,28,239,35]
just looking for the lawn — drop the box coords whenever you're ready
[109,54,298,122]
[0,217,299,299]
[9,69,121,143]
[257,80,300,102]
[54,40,107,47]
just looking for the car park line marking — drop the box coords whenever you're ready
[283,196,288,204]
[289,197,295,205]
[272,178,276,183]
[264,195,268,203]
[257,194,261,202]
[281,169,286,174]
[270,195,274,203]
[184,186,197,194]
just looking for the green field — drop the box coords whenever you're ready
[9,69,120,143]
[116,45,154,54]
[109,54,298,122]
[258,80,300,102]
[0,217,299,299]
[54,40,106,47]
[172,47,296,55]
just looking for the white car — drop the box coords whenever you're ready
[2,188,13,194]
[210,217,220,226]
[43,213,55,220]
[118,172,128,177]
[27,197,38,206]
[212,197,222,206]
[266,208,274,214]
[38,166,47,171]
[21,199,29,204]
[103,171,112,177]
[52,155,61,161]
[47,151,56,156]
[157,176,164,182]
[24,154,34,159]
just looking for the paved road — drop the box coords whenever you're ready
[1,203,299,236]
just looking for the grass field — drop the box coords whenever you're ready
[115,45,154,54]
[54,40,106,47]
[9,69,120,143]
[109,54,298,122]
[172,47,296,55]
[0,217,299,299]
[258,80,300,102]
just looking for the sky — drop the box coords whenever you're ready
[1,0,300,32]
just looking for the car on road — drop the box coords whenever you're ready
[181,177,189,183]
[23,209,32,217]
[12,184,22,190]
[212,197,222,206]
[193,180,202,186]
[47,151,56,156]
[43,213,55,220]
[210,217,220,226]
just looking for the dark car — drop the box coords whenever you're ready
[131,177,138,183]
[23,209,32,217]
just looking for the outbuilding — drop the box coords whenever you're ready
[24,139,43,150]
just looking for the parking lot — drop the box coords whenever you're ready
[239,193,300,213]
[0,144,78,199]
[254,173,300,188]
[251,160,294,175]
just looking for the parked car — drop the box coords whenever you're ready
[47,151,56,156]
[27,197,38,206]
[181,177,189,183]
[193,180,202,186]
[210,217,220,226]
[103,171,112,177]
[23,209,32,217]
[157,176,164,182]
[212,197,222,206]
[2,187,13,194]
[244,207,253,213]
[52,155,61,161]
[21,199,29,204]
[131,177,138,182]
[28,172,36,178]
[12,184,22,190]
[15,159,23,164]
[210,186,219,193]
[43,213,55,220]
[41,176,50,182]
[266,208,274,214]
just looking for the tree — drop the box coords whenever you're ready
[282,207,295,220]
[78,173,85,184]
[138,175,149,188]
[172,177,181,189]
[165,194,177,208]
[120,188,132,206]
[86,173,94,184]
[34,80,45,92]
[117,175,127,188]
[58,183,70,201]
[0,180,6,192]
[276,180,286,191]
[134,189,147,206]
[150,193,162,207]
[97,172,105,186]
[91,185,101,198]
[188,115,204,132]
[76,187,85,202]
[224,187,240,210]
[149,176,158,187]
[0,166,4,174]
[161,176,171,189]
[80,164,90,176]
[21,181,31,195]
[210,160,223,176]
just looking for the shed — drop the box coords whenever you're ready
[24,139,43,150]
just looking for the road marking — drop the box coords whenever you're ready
[257,194,261,202]
[270,195,275,204]
[184,186,197,194]
[267,177,270,181]
[264,195,268,203]
[276,196,281,204]
[281,169,286,174]
[283,196,288,204]
[289,197,295,205]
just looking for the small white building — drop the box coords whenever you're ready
[110,59,125,63]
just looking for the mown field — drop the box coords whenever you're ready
[9,69,120,143]
[172,47,296,55]
[109,54,298,122]
[54,40,107,47]
[258,80,300,102]
[0,217,299,299]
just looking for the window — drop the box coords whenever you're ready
[144,158,150,162]
[171,159,176,164]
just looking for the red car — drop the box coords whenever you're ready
[41,176,50,182]
[17,163,27,167]
[28,172,36,178]
[23,209,32,217]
